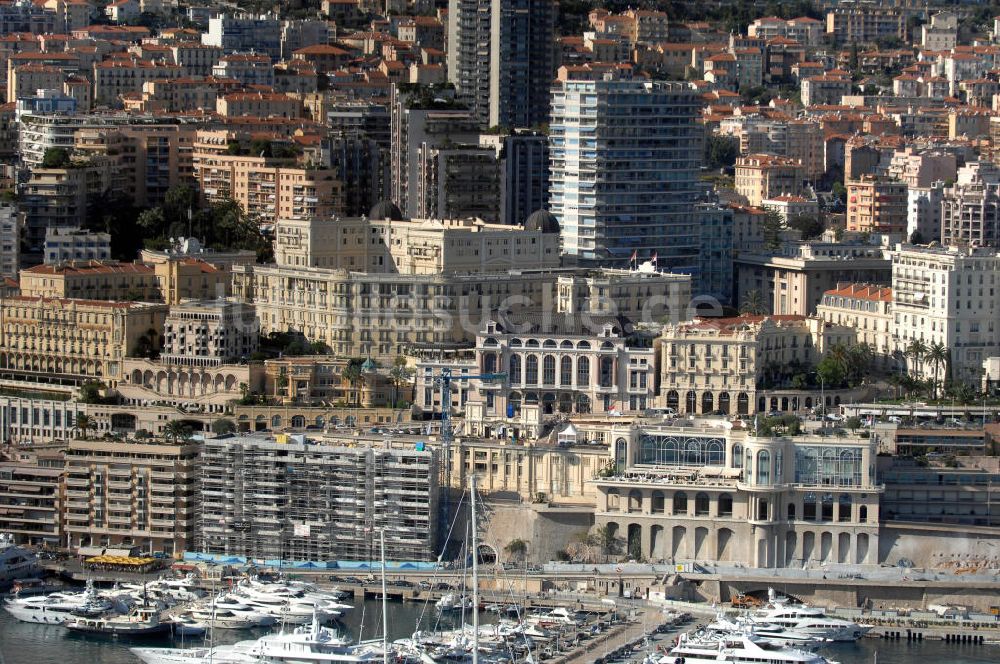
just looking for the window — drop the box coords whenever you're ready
[560,356,572,386]
[576,357,590,385]
[508,355,521,383]
[525,356,538,384]
[542,355,555,385]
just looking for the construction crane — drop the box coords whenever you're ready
[433,367,505,550]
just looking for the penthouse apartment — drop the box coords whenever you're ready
[63,438,199,555]
[19,261,158,302]
[197,433,438,562]
[735,154,804,207]
[816,283,895,367]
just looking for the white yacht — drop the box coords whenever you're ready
[663,631,836,664]
[750,590,869,642]
[207,593,278,626]
[131,615,385,664]
[4,579,116,624]
[435,593,474,612]
[185,607,263,630]
[0,533,39,584]
[705,615,827,649]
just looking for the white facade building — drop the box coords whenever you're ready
[906,183,944,244]
[43,226,111,265]
[891,244,1000,383]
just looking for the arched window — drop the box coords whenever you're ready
[838,494,852,522]
[756,450,771,485]
[526,355,539,384]
[651,491,665,513]
[719,493,733,517]
[483,353,496,374]
[576,356,590,385]
[787,503,796,520]
[614,438,628,471]
[542,355,556,385]
[607,489,620,511]
[695,492,710,516]
[560,356,572,386]
[508,355,521,384]
[859,505,868,523]
[732,443,743,468]
[672,492,688,514]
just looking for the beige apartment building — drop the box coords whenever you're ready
[735,154,805,207]
[19,261,159,301]
[233,264,691,362]
[62,438,199,555]
[734,240,891,317]
[274,213,561,273]
[0,296,168,384]
[847,175,907,235]
[193,131,342,225]
[657,314,855,416]
[816,283,895,369]
[593,424,881,567]
[825,6,906,45]
[19,258,227,305]
[93,58,183,105]
[0,461,62,546]
[216,91,304,118]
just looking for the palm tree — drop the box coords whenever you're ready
[388,356,412,408]
[906,339,928,380]
[75,414,94,439]
[341,362,363,406]
[740,289,766,316]
[163,420,191,443]
[926,342,948,400]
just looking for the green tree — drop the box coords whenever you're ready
[593,524,620,558]
[816,355,847,389]
[211,418,236,435]
[74,413,94,439]
[760,211,784,251]
[831,181,847,203]
[504,538,528,562]
[787,214,825,240]
[41,147,70,168]
[740,289,767,316]
[845,416,862,433]
[704,134,740,170]
[163,420,192,443]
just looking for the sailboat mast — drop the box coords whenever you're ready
[380,528,389,664]
[471,474,479,664]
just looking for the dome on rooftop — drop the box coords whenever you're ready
[524,209,559,233]
[369,200,404,221]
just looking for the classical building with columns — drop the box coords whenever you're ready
[592,424,881,568]
[656,314,855,416]
[461,320,657,438]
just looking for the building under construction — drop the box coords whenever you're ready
[197,433,438,562]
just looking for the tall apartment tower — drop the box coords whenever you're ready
[447,0,557,128]
[549,71,704,269]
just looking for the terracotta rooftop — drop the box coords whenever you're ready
[823,283,892,303]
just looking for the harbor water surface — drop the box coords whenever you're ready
[0,599,997,664]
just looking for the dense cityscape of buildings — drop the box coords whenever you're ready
[0,0,997,578]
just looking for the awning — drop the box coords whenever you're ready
[77,546,136,557]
